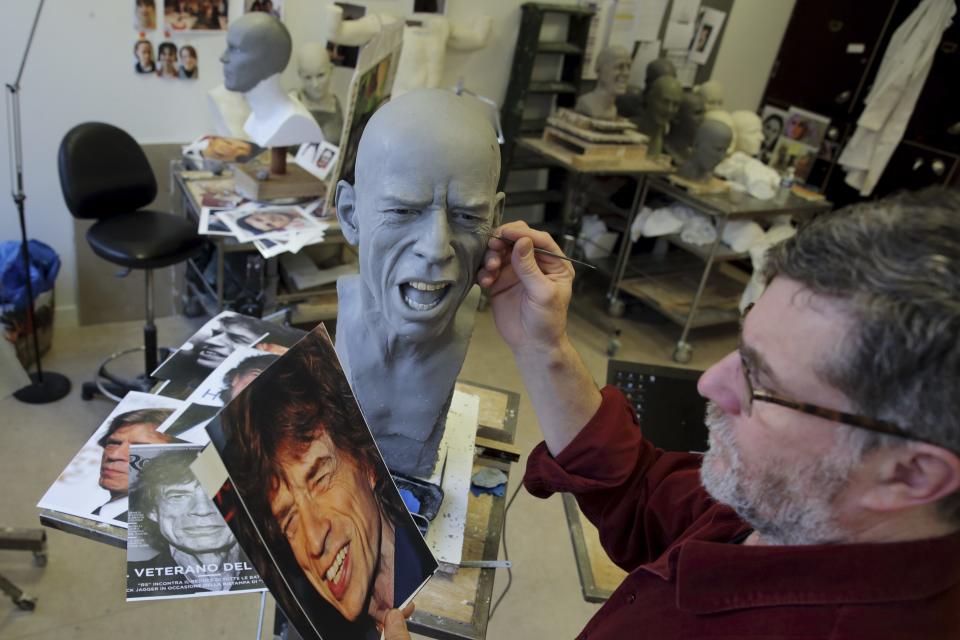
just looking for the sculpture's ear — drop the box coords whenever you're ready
[491,191,505,229]
[336,180,360,246]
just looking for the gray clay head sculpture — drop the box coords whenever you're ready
[679,119,733,181]
[595,46,631,96]
[676,92,706,134]
[220,12,292,93]
[645,57,677,89]
[336,88,505,343]
[648,75,683,126]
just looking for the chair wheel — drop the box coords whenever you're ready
[15,595,37,611]
[33,552,48,567]
[81,382,97,401]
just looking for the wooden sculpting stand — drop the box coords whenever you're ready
[534,108,659,171]
[234,148,325,201]
[667,173,731,195]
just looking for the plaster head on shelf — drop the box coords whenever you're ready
[695,80,724,111]
[731,110,765,157]
[678,119,734,182]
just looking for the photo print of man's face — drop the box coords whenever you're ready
[98,410,176,494]
[210,326,436,637]
[269,429,384,620]
[150,470,234,553]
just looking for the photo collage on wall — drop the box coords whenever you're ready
[133,0,229,80]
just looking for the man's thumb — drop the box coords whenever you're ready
[512,238,550,292]
[383,609,410,640]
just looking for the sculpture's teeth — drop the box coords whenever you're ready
[408,281,447,291]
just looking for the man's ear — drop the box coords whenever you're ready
[859,444,960,512]
[491,191,505,229]
[336,180,360,246]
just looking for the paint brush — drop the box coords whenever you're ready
[489,234,597,270]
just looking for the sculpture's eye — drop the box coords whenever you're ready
[386,208,419,217]
[452,211,484,227]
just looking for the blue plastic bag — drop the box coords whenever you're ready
[0,240,61,310]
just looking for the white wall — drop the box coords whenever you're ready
[0,0,792,324]
[710,0,796,112]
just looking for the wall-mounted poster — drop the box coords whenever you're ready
[245,0,284,20]
[165,0,229,32]
[197,325,437,639]
[135,0,157,31]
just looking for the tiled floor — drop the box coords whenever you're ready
[0,290,736,639]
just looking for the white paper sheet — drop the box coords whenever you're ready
[634,0,669,42]
[663,0,700,50]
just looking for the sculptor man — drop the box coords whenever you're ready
[335,88,504,476]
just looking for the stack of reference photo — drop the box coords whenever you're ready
[38,311,437,638]
[182,136,334,259]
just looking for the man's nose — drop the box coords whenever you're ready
[111,442,130,462]
[413,209,454,264]
[301,510,331,558]
[697,350,744,416]
[189,490,216,516]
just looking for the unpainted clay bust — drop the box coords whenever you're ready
[704,109,738,155]
[290,42,344,145]
[575,46,631,120]
[634,75,683,156]
[678,120,733,182]
[695,80,724,111]
[664,92,706,163]
[335,89,504,476]
[731,110,764,157]
[615,56,677,118]
[219,13,322,148]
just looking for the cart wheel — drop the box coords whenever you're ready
[606,338,621,357]
[81,383,96,401]
[672,342,693,364]
[607,298,625,318]
[33,552,48,567]
[15,595,37,611]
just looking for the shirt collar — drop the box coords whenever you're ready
[674,531,960,613]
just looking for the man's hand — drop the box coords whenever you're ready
[477,221,576,358]
[383,603,415,640]
[477,221,601,456]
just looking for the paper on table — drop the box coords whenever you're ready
[634,0,668,42]
[663,0,700,50]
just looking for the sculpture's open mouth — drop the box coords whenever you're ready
[399,280,451,311]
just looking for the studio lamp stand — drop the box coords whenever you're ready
[4,0,69,404]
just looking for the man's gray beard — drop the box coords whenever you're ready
[699,401,858,545]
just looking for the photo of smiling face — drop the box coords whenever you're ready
[270,431,386,621]
[242,211,296,232]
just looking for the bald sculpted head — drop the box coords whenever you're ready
[336,89,504,342]
[220,12,292,93]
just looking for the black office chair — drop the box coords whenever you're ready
[58,122,204,401]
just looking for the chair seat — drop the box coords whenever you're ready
[86,210,204,269]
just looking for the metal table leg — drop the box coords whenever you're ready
[606,175,651,315]
[672,215,729,363]
[216,238,225,312]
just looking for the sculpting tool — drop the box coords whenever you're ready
[489,234,597,270]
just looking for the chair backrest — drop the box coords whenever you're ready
[58,122,158,220]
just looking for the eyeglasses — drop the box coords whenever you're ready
[737,351,918,440]
[737,304,918,443]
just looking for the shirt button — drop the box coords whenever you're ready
[627,593,636,603]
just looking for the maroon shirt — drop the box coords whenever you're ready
[524,386,960,639]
